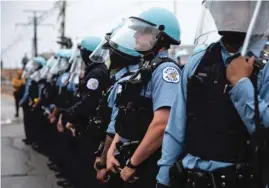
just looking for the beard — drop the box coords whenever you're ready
[219,31,246,50]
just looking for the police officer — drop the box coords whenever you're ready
[47,49,73,124]
[41,50,75,185]
[20,56,46,145]
[61,36,111,188]
[89,29,141,186]
[38,55,58,112]
[43,49,82,188]
[157,1,269,188]
[175,50,190,69]
[64,36,106,130]
[105,7,181,188]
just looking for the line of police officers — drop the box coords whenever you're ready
[18,1,269,188]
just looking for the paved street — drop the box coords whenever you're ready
[1,94,59,188]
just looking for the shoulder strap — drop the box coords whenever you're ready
[150,56,179,71]
[138,56,179,85]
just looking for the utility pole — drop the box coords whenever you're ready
[1,59,3,70]
[60,1,66,48]
[16,10,53,57]
[33,11,38,56]
[56,1,68,49]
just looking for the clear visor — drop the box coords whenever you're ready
[49,57,70,75]
[194,1,269,45]
[46,56,57,69]
[37,56,56,81]
[110,18,161,52]
[89,38,111,63]
[39,67,50,80]
[70,57,85,75]
[22,61,40,79]
[69,47,80,64]
[29,70,41,82]
[90,36,141,69]
[68,73,80,85]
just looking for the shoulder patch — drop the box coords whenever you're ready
[86,78,99,90]
[162,67,180,83]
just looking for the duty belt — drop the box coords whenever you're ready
[116,140,140,151]
[184,164,257,188]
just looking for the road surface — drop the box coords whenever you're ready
[1,94,60,188]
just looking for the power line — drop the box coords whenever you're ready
[1,5,58,56]
[2,0,93,56]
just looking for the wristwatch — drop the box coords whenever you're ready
[126,159,137,169]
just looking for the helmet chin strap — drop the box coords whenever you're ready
[140,36,167,61]
[141,47,166,61]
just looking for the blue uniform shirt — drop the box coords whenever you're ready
[19,78,32,105]
[106,64,139,134]
[157,38,269,186]
[107,51,182,142]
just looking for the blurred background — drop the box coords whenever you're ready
[1,0,202,93]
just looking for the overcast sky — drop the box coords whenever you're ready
[1,0,202,69]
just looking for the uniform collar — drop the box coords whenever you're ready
[156,50,169,58]
[114,64,139,81]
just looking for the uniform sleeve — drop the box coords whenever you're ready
[106,83,120,134]
[157,55,203,186]
[151,62,181,111]
[229,61,269,133]
[66,68,108,123]
[106,104,118,134]
[156,66,187,186]
[19,79,32,106]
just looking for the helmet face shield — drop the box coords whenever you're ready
[22,61,41,79]
[39,67,50,80]
[90,33,141,70]
[30,70,41,82]
[69,57,85,76]
[89,38,111,64]
[194,1,269,45]
[46,56,57,68]
[68,56,85,86]
[109,18,161,52]
[69,47,80,64]
[49,57,70,75]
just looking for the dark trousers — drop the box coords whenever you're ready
[13,91,20,116]
[22,105,31,141]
